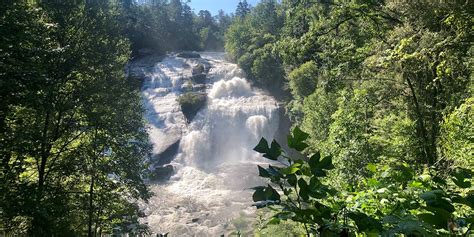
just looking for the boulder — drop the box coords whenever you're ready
[177,52,201,58]
[150,165,174,182]
[153,140,180,166]
[177,92,207,122]
[191,73,207,84]
[192,63,205,75]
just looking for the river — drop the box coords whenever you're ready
[131,52,280,236]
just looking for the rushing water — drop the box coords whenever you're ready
[136,52,279,236]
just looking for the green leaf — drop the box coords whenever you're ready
[452,169,472,188]
[281,163,301,175]
[309,154,333,177]
[258,165,271,178]
[366,163,377,173]
[287,126,309,151]
[287,173,297,186]
[267,217,280,225]
[347,212,382,232]
[318,155,334,170]
[254,138,269,154]
[308,152,320,168]
[252,185,280,203]
[309,176,321,190]
[465,193,474,208]
[253,138,281,160]
[418,211,449,229]
[252,187,266,202]
[432,176,447,185]
[298,178,310,201]
[420,190,455,213]
[264,185,280,201]
[265,139,282,160]
[267,165,282,178]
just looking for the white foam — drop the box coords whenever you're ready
[139,52,279,236]
[208,77,253,99]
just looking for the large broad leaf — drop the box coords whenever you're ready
[258,165,271,178]
[418,212,448,229]
[309,153,334,177]
[347,212,383,233]
[452,168,472,188]
[257,165,281,181]
[465,193,474,208]
[287,127,309,151]
[423,207,451,229]
[287,173,297,186]
[420,190,455,213]
[281,163,301,175]
[432,176,447,186]
[267,140,282,160]
[252,185,280,206]
[318,155,334,170]
[298,178,310,201]
[252,186,266,202]
[254,138,269,154]
[308,152,320,168]
[264,184,280,201]
[253,138,281,160]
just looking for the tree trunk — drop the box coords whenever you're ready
[88,167,95,237]
[405,76,432,165]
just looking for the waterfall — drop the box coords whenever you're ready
[137,52,279,236]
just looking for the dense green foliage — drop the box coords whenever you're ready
[0,1,151,235]
[0,0,235,235]
[225,0,473,235]
[253,127,473,236]
[121,0,233,55]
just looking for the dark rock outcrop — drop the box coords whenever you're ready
[177,52,201,58]
[150,165,174,182]
[190,73,207,84]
[192,64,205,75]
[153,140,180,166]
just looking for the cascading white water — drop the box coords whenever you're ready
[138,52,279,236]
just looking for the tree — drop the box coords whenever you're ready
[236,0,251,18]
[0,1,150,235]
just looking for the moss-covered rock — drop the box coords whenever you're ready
[177,92,207,122]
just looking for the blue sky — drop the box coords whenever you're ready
[188,0,261,15]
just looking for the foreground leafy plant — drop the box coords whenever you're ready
[252,127,473,236]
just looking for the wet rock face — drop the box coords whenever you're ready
[150,165,174,182]
[153,140,180,166]
[177,52,201,58]
[192,84,206,92]
[192,63,205,75]
[177,92,207,122]
[190,73,207,84]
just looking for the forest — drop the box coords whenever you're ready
[1,0,473,236]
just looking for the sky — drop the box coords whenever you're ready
[188,0,261,15]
